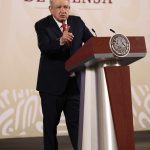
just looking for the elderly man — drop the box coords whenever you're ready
[35,0,93,149]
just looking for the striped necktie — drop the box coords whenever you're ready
[61,23,71,47]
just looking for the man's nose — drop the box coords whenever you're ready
[60,7,66,12]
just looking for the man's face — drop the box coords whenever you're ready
[49,0,70,23]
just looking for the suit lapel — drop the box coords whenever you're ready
[46,15,62,37]
[67,16,75,53]
[67,16,74,35]
[45,15,75,53]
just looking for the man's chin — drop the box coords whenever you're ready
[59,17,67,22]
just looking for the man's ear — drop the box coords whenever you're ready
[49,6,52,13]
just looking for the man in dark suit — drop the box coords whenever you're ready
[35,0,93,149]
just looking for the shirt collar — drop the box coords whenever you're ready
[52,16,67,28]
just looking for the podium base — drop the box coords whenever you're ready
[78,65,135,150]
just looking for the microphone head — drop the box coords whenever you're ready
[110,29,116,34]
[92,28,95,32]
[91,28,97,37]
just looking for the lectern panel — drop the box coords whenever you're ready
[105,66,135,150]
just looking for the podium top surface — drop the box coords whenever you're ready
[65,36,146,71]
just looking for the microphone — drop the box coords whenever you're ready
[91,28,97,37]
[110,29,116,34]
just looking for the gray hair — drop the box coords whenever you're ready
[49,0,70,5]
[49,0,52,5]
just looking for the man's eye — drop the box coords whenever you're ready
[57,6,61,9]
[55,5,70,9]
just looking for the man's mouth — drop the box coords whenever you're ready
[60,15,66,18]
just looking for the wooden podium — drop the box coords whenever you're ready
[65,37,146,150]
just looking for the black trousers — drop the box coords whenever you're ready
[39,77,80,150]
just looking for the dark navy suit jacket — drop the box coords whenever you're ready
[35,15,93,95]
